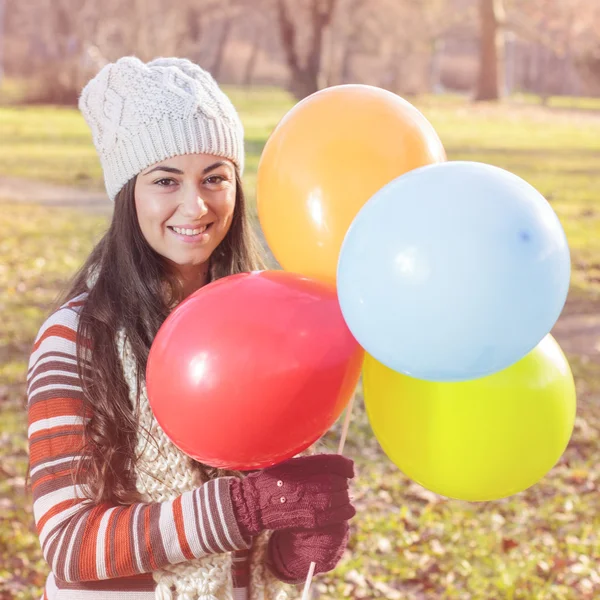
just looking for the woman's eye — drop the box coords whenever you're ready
[155,178,176,187]
[205,175,226,185]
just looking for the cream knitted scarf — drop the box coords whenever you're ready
[116,328,296,600]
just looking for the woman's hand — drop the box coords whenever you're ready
[229,454,355,538]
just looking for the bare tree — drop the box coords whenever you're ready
[507,0,600,97]
[243,23,263,85]
[475,0,506,100]
[23,0,101,103]
[375,0,469,94]
[276,0,337,99]
[0,0,5,86]
[211,1,237,79]
[332,0,377,85]
[321,0,474,95]
[574,4,600,94]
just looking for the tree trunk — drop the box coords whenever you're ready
[134,0,153,61]
[276,0,337,100]
[338,37,356,84]
[323,23,336,87]
[430,39,445,93]
[475,0,505,101]
[243,26,262,86]
[0,0,5,86]
[211,12,234,80]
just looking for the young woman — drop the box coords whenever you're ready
[27,56,356,600]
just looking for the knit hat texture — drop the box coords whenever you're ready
[79,56,244,201]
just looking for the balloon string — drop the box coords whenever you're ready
[300,391,357,599]
[300,560,317,600]
[337,392,356,456]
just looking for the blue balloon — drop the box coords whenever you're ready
[337,161,571,382]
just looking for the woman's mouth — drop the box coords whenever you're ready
[167,224,213,242]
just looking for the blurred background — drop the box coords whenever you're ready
[1,0,600,103]
[0,1,599,599]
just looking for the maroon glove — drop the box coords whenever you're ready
[266,522,350,584]
[229,454,355,539]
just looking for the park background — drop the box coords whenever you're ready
[0,0,599,598]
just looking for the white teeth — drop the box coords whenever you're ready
[172,226,207,236]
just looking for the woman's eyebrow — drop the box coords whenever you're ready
[202,161,231,174]
[142,161,231,177]
[142,165,184,176]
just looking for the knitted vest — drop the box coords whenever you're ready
[115,329,295,600]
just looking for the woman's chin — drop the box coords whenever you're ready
[166,254,212,272]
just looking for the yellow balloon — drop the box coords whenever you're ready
[363,335,576,501]
[257,84,446,285]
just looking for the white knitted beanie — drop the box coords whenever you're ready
[78,56,245,201]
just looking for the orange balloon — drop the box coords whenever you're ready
[257,84,446,284]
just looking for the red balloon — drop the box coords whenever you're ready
[146,271,364,470]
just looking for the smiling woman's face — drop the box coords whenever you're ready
[134,153,237,281]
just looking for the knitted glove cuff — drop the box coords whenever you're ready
[229,478,262,540]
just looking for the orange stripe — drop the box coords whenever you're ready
[78,504,107,580]
[30,423,84,442]
[30,434,85,464]
[28,398,92,425]
[30,462,89,491]
[66,299,86,308]
[31,467,73,492]
[37,498,81,536]
[113,507,136,577]
[33,325,77,352]
[173,496,194,560]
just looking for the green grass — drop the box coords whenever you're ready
[509,93,600,111]
[1,86,599,305]
[1,89,600,599]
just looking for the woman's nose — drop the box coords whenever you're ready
[181,186,209,218]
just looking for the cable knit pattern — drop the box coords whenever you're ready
[116,329,295,600]
[79,56,245,201]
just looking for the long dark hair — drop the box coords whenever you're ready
[58,171,265,504]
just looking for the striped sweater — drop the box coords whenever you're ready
[26,295,271,600]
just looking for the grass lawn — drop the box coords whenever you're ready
[0,88,599,599]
